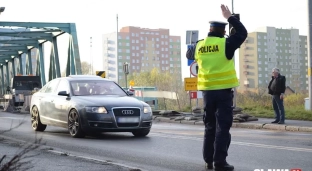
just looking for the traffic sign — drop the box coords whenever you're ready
[186,30,199,45]
[190,91,197,99]
[188,59,194,66]
[190,62,198,77]
[129,80,135,86]
[184,77,197,91]
[187,44,195,66]
[96,71,106,78]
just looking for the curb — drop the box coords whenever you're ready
[153,116,312,133]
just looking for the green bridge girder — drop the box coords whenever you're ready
[0,22,82,95]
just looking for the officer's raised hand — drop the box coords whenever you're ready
[221,4,232,19]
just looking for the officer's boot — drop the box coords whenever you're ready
[205,162,213,170]
[214,161,234,171]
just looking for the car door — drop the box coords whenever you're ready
[54,79,71,125]
[40,79,60,124]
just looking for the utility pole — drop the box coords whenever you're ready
[231,0,238,108]
[308,0,312,110]
[116,14,119,84]
[90,37,93,75]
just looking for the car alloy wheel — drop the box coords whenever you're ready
[31,106,47,132]
[68,109,85,138]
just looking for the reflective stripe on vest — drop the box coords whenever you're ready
[195,37,239,90]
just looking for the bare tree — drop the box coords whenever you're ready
[61,61,91,77]
[0,120,42,171]
[81,61,91,75]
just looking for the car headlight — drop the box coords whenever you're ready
[86,107,108,114]
[143,106,152,114]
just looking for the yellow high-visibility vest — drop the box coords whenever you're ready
[195,37,239,90]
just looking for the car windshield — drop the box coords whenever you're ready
[70,80,127,96]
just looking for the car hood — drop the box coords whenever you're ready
[72,95,145,109]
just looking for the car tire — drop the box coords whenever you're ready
[132,129,150,137]
[31,106,47,132]
[68,109,85,138]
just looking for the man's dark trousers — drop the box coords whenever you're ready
[272,95,285,122]
[202,89,234,164]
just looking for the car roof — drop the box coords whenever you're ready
[61,75,113,81]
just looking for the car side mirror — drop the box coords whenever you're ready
[58,91,69,96]
[127,91,134,96]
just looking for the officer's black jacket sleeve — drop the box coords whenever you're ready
[186,44,196,60]
[225,16,248,60]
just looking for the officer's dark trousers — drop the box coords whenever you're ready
[202,89,233,164]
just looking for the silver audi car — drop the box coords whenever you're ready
[30,75,153,138]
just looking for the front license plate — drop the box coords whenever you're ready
[118,117,139,123]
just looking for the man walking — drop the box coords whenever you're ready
[268,68,286,124]
[186,4,247,171]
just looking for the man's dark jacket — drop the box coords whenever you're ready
[268,74,286,95]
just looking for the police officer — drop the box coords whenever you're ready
[186,4,247,171]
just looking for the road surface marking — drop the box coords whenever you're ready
[149,133,312,153]
[0,117,26,120]
[48,149,147,171]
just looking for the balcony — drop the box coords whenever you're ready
[103,47,115,51]
[107,60,115,64]
[244,58,248,62]
[103,40,115,44]
[243,65,248,69]
[243,71,248,75]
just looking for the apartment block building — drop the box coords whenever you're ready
[102,26,182,86]
[239,26,308,93]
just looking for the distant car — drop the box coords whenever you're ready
[30,75,153,138]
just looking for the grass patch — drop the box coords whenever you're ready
[237,92,312,121]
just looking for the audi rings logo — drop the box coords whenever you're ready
[122,110,134,115]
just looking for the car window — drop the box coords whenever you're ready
[70,80,127,96]
[44,79,60,94]
[56,79,69,94]
[39,82,50,93]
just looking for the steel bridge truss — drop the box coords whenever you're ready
[0,22,82,94]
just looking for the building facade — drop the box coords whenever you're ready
[239,27,308,93]
[102,26,182,86]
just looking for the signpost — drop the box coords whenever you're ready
[123,62,129,89]
[184,77,197,91]
[96,71,106,78]
[129,80,134,86]
[190,62,198,77]
[190,91,197,99]
[185,30,199,114]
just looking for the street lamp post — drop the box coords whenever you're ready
[0,7,5,15]
[123,62,129,89]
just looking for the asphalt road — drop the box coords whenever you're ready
[0,112,312,171]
